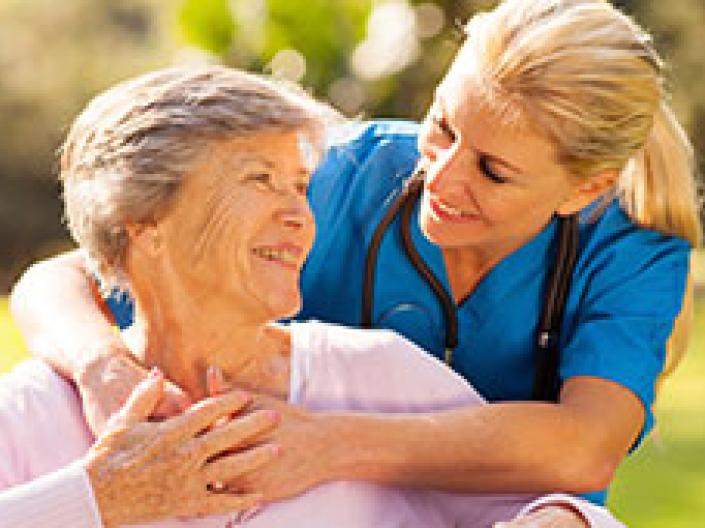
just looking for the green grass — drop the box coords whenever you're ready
[1,295,704,525]
[0,298,28,373]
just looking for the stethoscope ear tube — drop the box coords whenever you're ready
[532,214,580,402]
[361,166,458,366]
[360,171,425,328]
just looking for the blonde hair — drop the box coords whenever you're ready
[464,0,702,377]
[61,66,331,289]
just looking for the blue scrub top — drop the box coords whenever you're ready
[106,120,690,505]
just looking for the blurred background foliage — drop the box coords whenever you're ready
[2,0,703,293]
[0,1,703,524]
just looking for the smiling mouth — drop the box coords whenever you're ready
[252,246,302,269]
[429,196,481,222]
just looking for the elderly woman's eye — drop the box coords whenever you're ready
[246,172,275,189]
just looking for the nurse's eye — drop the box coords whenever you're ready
[431,113,456,143]
[478,154,509,184]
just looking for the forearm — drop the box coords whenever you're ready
[324,399,624,494]
[10,250,124,379]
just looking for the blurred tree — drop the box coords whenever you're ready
[0,0,703,293]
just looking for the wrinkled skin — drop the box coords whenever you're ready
[85,370,280,527]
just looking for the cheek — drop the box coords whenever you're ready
[187,197,250,273]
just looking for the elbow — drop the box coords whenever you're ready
[9,262,37,327]
[551,448,620,494]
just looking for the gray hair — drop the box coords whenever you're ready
[60,65,332,289]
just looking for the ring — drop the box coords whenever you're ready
[207,481,227,492]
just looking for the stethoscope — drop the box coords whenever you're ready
[360,167,580,402]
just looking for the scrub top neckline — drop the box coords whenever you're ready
[409,196,559,330]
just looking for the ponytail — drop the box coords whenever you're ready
[465,0,703,381]
[618,101,702,381]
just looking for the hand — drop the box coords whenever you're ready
[206,367,333,503]
[76,348,191,435]
[495,505,590,528]
[85,369,280,527]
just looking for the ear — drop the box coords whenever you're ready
[556,169,619,216]
[125,221,162,258]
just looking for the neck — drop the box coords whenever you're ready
[124,275,291,401]
[443,247,500,304]
[442,232,539,303]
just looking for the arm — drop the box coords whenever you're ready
[10,251,188,433]
[0,372,278,528]
[10,250,123,379]
[252,376,641,500]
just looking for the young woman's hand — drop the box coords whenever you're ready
[495,505,589,527]
[76,349,191,435]
[85,370,280,527]
[205,366,334,503]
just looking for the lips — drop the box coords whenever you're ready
[428,195,481,223]
[251,243,304,270]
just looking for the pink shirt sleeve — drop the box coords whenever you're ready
[0,360,100,527]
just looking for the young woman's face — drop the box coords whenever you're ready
[417,44,580,257]
[156,130,316,321]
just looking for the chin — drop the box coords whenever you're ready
[265,291,302,321]
[420,215,488,250]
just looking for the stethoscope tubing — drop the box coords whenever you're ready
[361,167,579,401]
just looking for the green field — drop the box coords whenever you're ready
[1,296,704,526]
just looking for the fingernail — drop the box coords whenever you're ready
[270,444,281,456]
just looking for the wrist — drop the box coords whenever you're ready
[75,340,139,390]
[322,413,408,484]
[84,453,119,528]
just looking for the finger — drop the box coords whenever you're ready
[202,443,278,483]
[207,365,231,396]
[167,390,252,440]
[181,492,263,519]
[112,368,165,428]
[191,410,279,458]
[152,381,192,419]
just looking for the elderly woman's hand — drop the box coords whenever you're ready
[494,505,590,528]
[85,369,281,527]
[76,346,192,435]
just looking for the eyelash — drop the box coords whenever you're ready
[431,112,510,185]
[431,114,456,142]
[247,173,275,189]
[248,173,310,195]
[478,155,508,184]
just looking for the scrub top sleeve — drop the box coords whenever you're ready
[559,235,690,446]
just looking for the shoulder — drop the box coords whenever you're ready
[310,120,420,206]
[290,321,483,411]
[577,199,690,308]
[0,360,92,487]
[0,359,79,416]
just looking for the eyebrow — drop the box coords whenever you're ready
[433,91,525,176]
[239,156,310,177]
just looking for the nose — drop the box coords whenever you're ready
[277,195,314,232]
[424,145,467,197]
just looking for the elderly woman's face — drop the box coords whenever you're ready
[153,130,316,320]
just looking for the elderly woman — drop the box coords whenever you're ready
[0,66,626,527]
